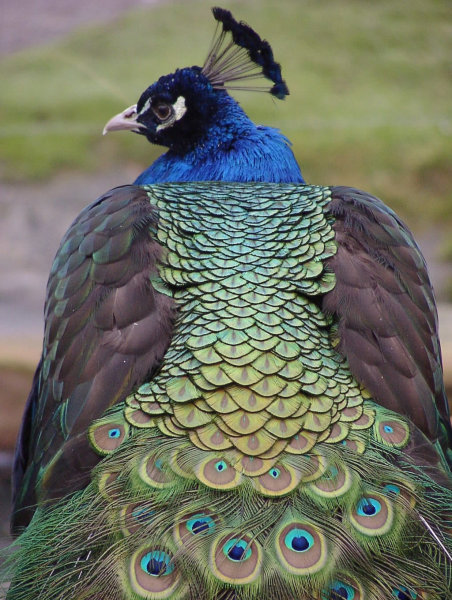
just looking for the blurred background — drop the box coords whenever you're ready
[0,0,451,551]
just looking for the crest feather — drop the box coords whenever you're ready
[201,7,289,99]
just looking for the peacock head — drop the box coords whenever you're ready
[115,66,231,153]
[103,7,289,152]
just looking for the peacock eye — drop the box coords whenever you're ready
[152,102,172,121]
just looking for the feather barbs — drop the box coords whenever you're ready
[201,7,289,99]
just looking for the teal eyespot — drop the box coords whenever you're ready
[323,466,339,480]
[140,550,174,576]
[284,528,314,552]
[222,538,252,561]
[383,425,394,434]
[215,460,227,472]
[322,580,355,600]
[187,514,216,535]
[132,506,155,524]
[356,497,381,517]
[392,585,417,600]
[269,468,280,479]
[108,427,121,439]
[383,484,400,496]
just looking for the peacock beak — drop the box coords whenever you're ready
[102,104,145,135]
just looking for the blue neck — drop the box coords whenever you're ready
[134,98,304,185]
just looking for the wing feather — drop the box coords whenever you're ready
[12,185,175,532]
[323,186,450,447]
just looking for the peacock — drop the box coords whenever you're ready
[5,7,452,600]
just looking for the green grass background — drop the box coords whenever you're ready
[1,0,451,225]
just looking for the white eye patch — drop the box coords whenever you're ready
[138,98,152,116]
[156,96,187,131]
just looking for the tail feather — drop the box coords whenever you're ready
[4,403,452,599]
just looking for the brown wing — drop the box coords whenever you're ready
[323,186,450,447]
[12,185,175,532]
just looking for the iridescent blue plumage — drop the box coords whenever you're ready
[131,67,303,184]
[134,119,303,184]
